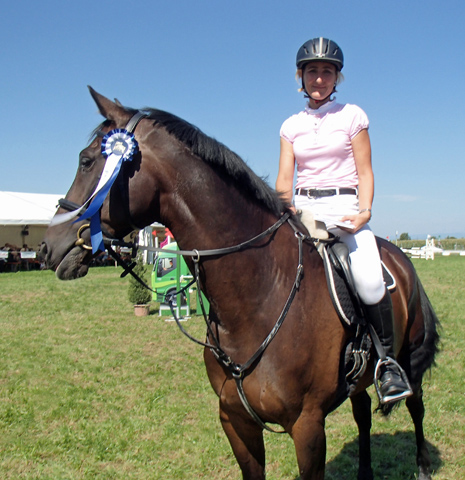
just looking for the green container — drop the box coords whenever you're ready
[151,242,209,314]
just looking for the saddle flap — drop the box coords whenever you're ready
[323,245,363,326]
[327,242,357,293]
[322,241,396,327]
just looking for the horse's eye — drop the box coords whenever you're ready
[80,157,93,169]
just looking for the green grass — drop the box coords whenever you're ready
[0,256,464,479]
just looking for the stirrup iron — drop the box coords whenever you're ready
[374,356,413,404]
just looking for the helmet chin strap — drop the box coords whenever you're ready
[307,91,334,107]
[311,94,331,105]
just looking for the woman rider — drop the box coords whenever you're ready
[276,37,411,404]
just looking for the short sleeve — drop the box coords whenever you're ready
[347,104,369,139]
[280,116,296,144]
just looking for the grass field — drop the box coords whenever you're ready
[0,256,464,479]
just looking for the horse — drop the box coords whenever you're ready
[42,87,440,480]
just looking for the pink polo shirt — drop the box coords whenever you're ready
[280,101,369,189]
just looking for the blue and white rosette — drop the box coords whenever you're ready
[49,129,138,253]
[101,128,138,161]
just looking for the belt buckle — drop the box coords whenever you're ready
[306,188,317,198]
[314,188,334,197]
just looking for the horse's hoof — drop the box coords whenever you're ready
[417,466,432,480]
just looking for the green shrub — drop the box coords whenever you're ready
[127,254,152,305]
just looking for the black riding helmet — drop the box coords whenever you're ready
[296,37,344,71]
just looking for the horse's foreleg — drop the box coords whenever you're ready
[292,411,326,480]
[350,390,374,480]
[406,387,432,480]
[219,407,266,480]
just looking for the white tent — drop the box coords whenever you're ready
[0,191,63,225]
[0,192,167,264]
[0,191,63,248]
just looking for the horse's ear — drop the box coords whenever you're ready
[87,86,126,123]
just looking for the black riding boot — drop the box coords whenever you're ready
[364,290,412,404]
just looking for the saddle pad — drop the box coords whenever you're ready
[382,261,396,291]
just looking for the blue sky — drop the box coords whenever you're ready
[2,0,464,240]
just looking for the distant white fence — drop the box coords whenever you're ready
[400,236,465,260]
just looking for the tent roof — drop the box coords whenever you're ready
[0,191,63,226]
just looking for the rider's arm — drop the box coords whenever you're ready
[276,138,296,211]
[341,128,373,231]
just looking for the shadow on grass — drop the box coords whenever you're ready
[291,432,442,480]
[325,432,442,480]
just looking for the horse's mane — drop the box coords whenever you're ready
[141,108,287,216]
[92,106,288,216]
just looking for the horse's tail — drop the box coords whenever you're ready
[378,276,440,416]
[410,278,441,379]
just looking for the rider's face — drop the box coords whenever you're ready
[303,61,337,103]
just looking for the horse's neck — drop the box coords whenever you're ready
[159,164,283,325]
[161,164,271,252]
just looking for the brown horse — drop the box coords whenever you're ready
[42,88,439,480]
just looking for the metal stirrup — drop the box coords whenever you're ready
[373,357,413,404]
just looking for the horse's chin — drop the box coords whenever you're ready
[55,246,91,280]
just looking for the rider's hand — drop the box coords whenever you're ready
[340,210,371,233]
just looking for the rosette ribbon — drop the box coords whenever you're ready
[50,129,138,253]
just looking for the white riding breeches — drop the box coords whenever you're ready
[295,193,386,305]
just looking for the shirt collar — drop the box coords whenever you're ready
[305,99,337,115]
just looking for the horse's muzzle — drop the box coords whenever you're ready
[41,233,93,280]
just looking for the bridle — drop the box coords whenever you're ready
[55,110,147,253]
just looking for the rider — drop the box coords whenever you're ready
[276,37,412,404]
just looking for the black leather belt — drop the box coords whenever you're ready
[295,187,358,197]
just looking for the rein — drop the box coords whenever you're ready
[149,213,304,434]
[107,213,306,433]
[218,230,305,434]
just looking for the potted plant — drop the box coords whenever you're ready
[128,253,152,316]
